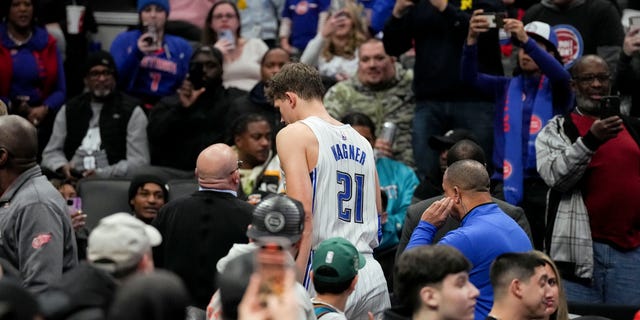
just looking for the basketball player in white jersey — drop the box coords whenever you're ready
[266,63,390,319]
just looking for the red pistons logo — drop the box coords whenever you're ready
[295,1,309,15]
[503,160,513,179]
[32,233,52,249]
[529,115,542,135]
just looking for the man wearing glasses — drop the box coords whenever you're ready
[536,54,640,305]
[42,51,150,179]
[152,143,253,309]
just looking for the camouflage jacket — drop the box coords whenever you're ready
[324,63,416,168]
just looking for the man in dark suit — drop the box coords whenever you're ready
[397,139,532,257]
[152,143,253,308]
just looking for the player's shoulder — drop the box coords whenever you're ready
[276,121,315,140]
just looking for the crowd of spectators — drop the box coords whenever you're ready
[1,0,640,318]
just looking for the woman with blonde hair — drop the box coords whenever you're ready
[300,0,369,82]
[532,250,570,320]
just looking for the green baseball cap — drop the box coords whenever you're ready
[312,237,365,283]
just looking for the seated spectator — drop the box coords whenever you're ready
[310,237,364,320]
[128,174,168,224]
[110,0,192,109]
[341,112,418,292]
[301,2,369,82]
[462,17,572,250]
[391,245,479,320]
[324,38,414,167]
[412,129,477,203]
[406,159,532,319]
[108,270,190,320]
[231,114,281,200]
[616,26,640,117]
[0,0,66,156]
[38,212,162,319]
[398,139,533,256]
[49,178,88,259]
[487,252,552,320]
[227,47,290,133]
[531,250,570,320]
[203,1,268,92]
[208,195,315,320]
[148,46,244,172]
[42,51,150,179]
[278,0,330,54]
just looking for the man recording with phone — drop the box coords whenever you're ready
[536,55,640,305]
[148,46,245,172]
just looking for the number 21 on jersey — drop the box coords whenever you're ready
[337,171,364,223]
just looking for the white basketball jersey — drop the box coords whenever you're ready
[300,116,379,254]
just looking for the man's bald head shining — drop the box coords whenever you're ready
[195,144,239,190]
[0,115,38,172]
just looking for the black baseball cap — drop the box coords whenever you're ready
[428,129,477,151]
[246,195,305,242]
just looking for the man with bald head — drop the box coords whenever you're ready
[151,143,253,308]
[406,159,532,319]
[0,115,78,293]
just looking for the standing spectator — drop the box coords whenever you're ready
[406,159,532,319]
[399,139,532,257]
[267,63,390,319]
[523,0,624,69]
[152,143,253,308]
[128,174,168,224]
[616,26,640,117]
[147,46,244,172]
[0,115,77,293]
[0,0,66,157]
[231,114,281,200]
[324,38,415,167]
[110,0,192,109]
[487,252,553,320]
[535,55,640,305]
[227,47,291,133]
[42,51,150,179]
[203,1,269,92]
[232,0,283,48]
[462,17,572,249]
[392,245,479,320]
[301,2,369,83]
[279,0,330,54]
[383,0,504,180]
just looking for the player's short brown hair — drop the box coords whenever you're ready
[265,63,325,102]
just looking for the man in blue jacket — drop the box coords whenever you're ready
[407,159,531,319]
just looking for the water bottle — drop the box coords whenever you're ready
[374,122,397,159]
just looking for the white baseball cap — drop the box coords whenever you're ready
[88,212,162,273]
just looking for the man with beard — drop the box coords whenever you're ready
[231,113,280,200]
[42,51,150,179]
[536,55,640,305]
[324,38,415,168]
[148,46,244,172]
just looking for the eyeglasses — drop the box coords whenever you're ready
[213,13,236,20]
[88,69,114,79]
[574,73,611,84]
[230,160,243,175]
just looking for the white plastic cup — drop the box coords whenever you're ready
[66,5,85,34]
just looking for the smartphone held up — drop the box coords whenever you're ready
[600,96,621,119]
[481,12,506,29]
[254,237,293,305]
